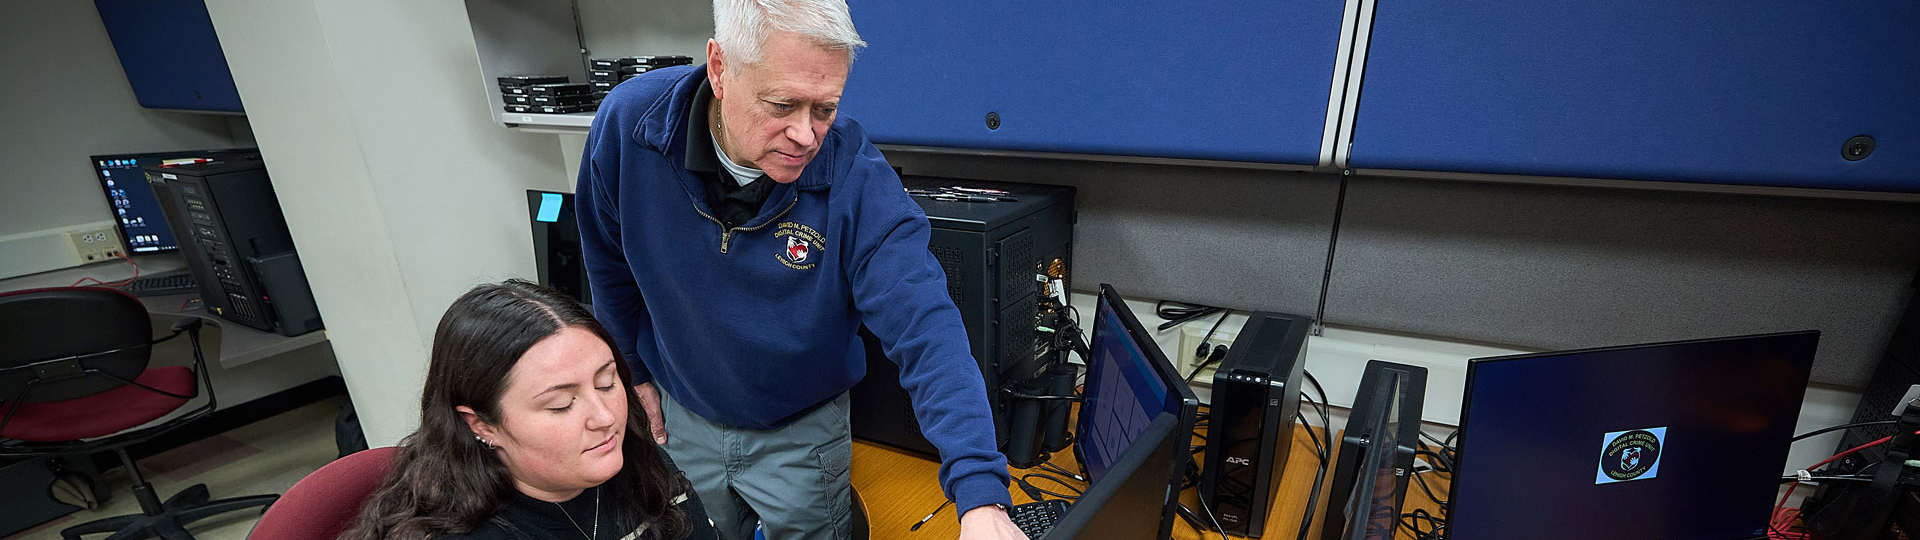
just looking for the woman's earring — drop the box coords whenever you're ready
[475,435,495,449]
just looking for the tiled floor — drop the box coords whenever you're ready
[5,397,347,540]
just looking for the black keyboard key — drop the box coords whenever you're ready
[1010,499,1071,539]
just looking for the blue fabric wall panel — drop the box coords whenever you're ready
[1348,1,1919,192]
[95,0,244,113]
[841,2,1345,165]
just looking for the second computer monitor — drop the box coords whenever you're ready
[1047,284,1199,540]
[1449,331,1818,540]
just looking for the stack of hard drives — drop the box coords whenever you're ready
[499,75,600,115]
[587,55,695,93]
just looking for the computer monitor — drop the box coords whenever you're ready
[526,190,591,304]
[1448,331,1819,540]
[1323,360,1426,540]
[89,149,258,254]
[1044,284,1200,540]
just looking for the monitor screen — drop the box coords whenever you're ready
[1047,284,1198,540]
[1449,331,1819,540]
[90,149,257,254]
[1078,287,1179,483]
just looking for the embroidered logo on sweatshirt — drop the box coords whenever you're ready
[774,222,826,270]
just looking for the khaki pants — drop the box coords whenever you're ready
[659,391,854,540]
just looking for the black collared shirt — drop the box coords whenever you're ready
[684,79,775,229]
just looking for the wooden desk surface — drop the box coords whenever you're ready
[852,425,1330,540]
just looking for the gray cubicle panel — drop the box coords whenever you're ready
[1320,176,1920,387]
[885,151,1339,316]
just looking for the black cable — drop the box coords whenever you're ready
[1793,420,1900,442]
[1412,469,1449,508]
[1297,407,1328,457]
[1036,461,1085,482]
[1192,492,1231,540]
[1185,345,1229,383]
[1154,301,1223,331]
[1295,376,1333,540]
[1199,309,1230,347]
[1013,474,1080,501]
[1399,509,1447,540]
[1000,391,1083,402]
[1779,475,1875,483]
[1019,473,1084,498]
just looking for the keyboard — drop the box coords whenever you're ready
[125,271,197,297]
[1009,499,1070,540]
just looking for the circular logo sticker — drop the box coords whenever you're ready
[1599,429,1663,482]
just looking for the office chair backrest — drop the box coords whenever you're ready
[0,287,153,404]
[248,446,398,540]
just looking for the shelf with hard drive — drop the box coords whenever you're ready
[461,0,711,133]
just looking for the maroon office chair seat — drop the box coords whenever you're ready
[247,446,397,540]
[0,365,195,442]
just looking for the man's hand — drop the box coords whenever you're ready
[958,505,1029,540]
[633,382,668,444]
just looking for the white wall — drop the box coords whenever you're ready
[205,0,572,446]
[0,1,241,274]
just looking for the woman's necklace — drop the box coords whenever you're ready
[553,487,600,540]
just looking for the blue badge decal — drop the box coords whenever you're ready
[1596,427,1665,484]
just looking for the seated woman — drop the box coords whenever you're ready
[343,280,718,540]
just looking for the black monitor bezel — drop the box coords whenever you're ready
[1447,330,1820,539]
[1065,283,1199,540]
[87,148,257,255]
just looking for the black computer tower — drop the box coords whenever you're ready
[849,177,1075,456]
[1807,272,1920,540]
[1198,311,1313,537]
[145,162,322,336]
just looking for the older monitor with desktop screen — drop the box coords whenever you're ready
[90,149,258,254]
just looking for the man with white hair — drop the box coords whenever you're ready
[576,1,1026,539]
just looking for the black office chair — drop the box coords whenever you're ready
[0,287,278,540]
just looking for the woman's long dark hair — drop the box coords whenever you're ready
[341,280,690,540]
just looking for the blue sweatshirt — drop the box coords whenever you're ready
[575,65,1012,513]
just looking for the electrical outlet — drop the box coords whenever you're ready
[68,228,124,263]
[1178,325,1239,383]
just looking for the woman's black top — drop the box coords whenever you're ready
[434,485,719,540]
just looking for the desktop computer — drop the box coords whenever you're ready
[1321,360,1426,540]
[1447,331,1819,540]
[849,177,1075,456]
[144,161,322,336]
[1806,280,1920,539]
[1197,311,1313,537]
[89,149,260,296]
